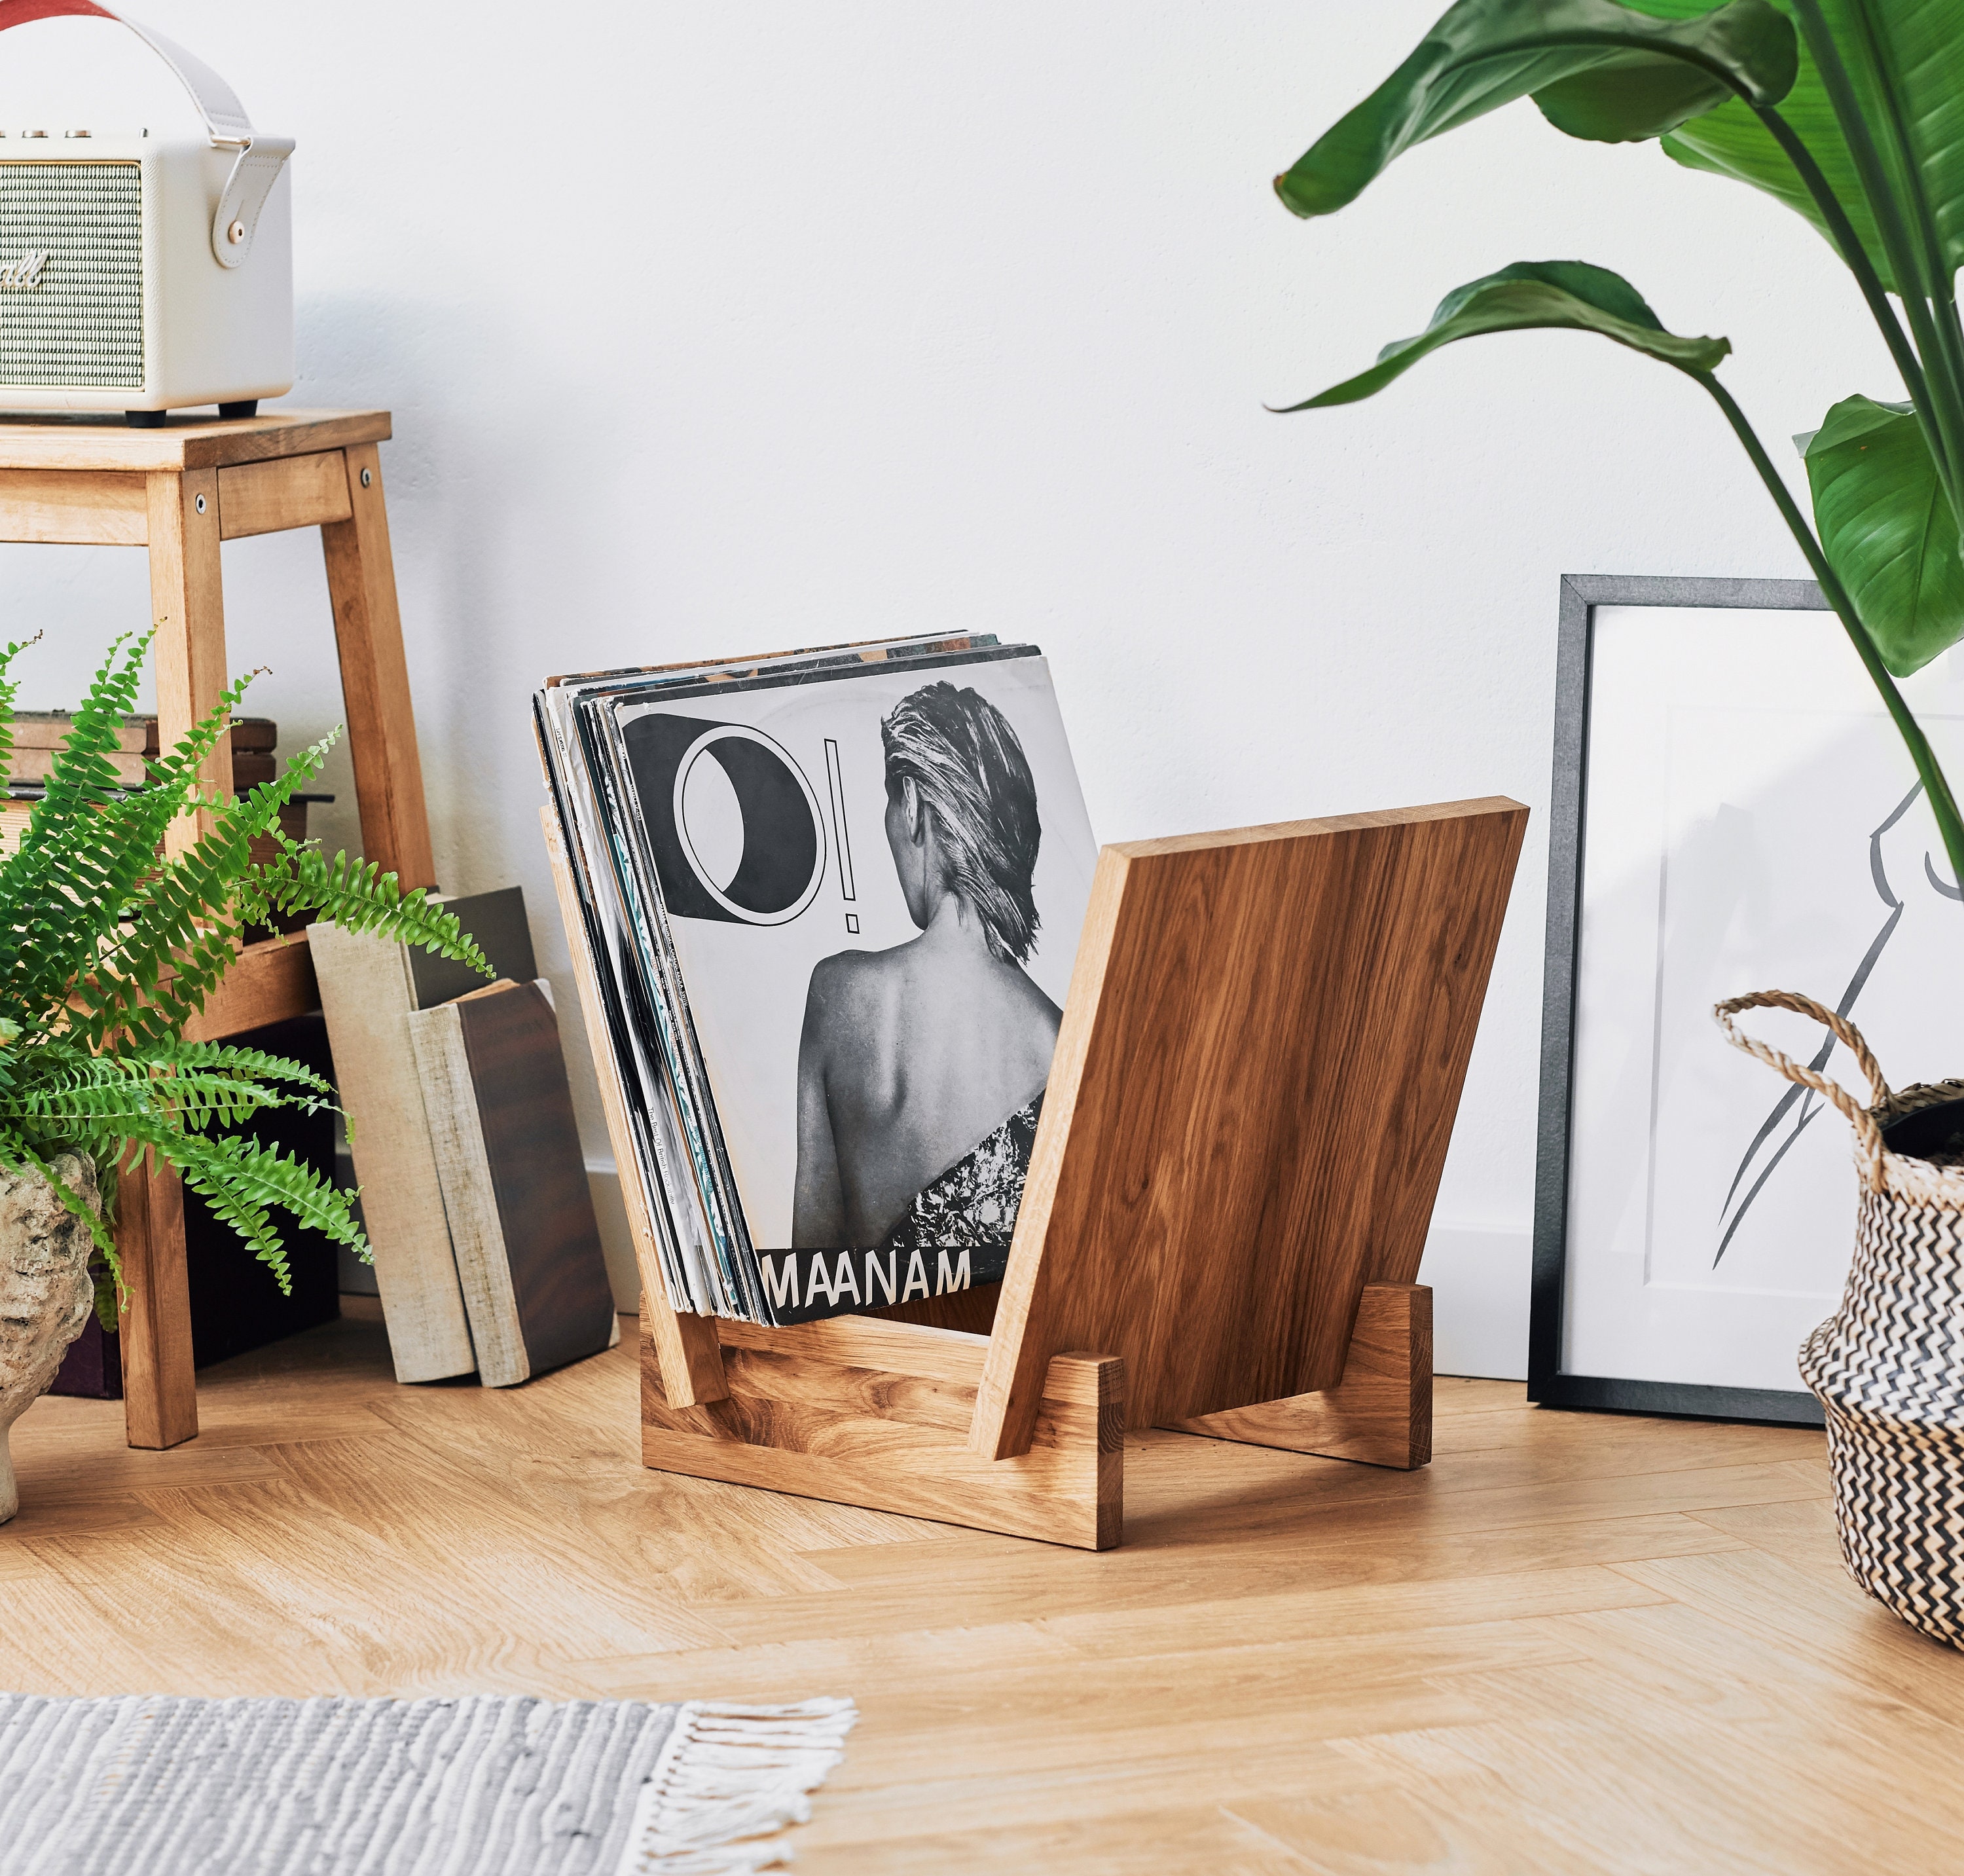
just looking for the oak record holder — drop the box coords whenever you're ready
[543,793,1527,1549]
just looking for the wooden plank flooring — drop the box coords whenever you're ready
[5,1300,1963,1873]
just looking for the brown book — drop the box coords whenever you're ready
[0,796,309,868]
[230,752,279,788]
[406,980,617,1386]
[4,746,277,788]
[9,713,278,755]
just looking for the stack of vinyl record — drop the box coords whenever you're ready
[536,634,1100,1326]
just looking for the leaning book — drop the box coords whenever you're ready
[537,637,1098,1325]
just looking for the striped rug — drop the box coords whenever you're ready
[0,1691,856,1875]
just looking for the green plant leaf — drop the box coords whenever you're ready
[0,631,487,1284]
[1274,0,1797,219]
[1658,0,1964,289]
[246,847,491,976]
[1276,261,1729,411]
[1656,0,1891,285]
[1806,393,1964,676]
[1822,0,1964,277]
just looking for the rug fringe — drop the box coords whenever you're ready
[617,1697,859,1875]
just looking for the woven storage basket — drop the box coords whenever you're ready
[1719,990,1964,1648]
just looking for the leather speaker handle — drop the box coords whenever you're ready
[0,0,291,265]
[0,0,251,143]
[1713,990,1891,1192]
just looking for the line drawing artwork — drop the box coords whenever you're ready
[1715,781,1957,1264]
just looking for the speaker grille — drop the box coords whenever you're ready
[0,162,143,390]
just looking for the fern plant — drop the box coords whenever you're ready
[0,633,487,1314]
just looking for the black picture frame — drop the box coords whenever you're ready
[1528,574,1830,1427]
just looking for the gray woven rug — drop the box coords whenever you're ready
[0,1691,856,1876]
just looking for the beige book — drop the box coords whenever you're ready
[5,747,149,785]
[407,983,527,1387]
[308,920,477,1382]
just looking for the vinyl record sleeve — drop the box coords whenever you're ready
[563,646,1008,1314]
[605,650,1097,1311]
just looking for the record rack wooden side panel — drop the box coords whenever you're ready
[972,796,1527,1461]
[543,795,1525,1551]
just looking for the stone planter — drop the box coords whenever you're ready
[0,1154,101,1524]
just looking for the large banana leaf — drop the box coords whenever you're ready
[1652,0,1885,285]
[1277,261,1729,411]
[1806,394,1964,675]
[1274,0,1796,219]
[1652,0,1964,290]
[1863,0,1964,276]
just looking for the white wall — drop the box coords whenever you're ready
[0,4,1901,1374]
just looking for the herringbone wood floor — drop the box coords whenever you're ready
[5,1298,1962,1873]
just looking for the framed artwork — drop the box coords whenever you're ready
[1531,575,1964,1423]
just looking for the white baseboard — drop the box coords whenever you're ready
[580,1162,1531,1380]
[587,1161,644,1313]
[1422,1223,1531,1381]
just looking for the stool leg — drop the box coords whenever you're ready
[1171,1283,1434,1469]
[128,469,225,1447]
[147,468,232,857]
[321,445,436,891]
[117,1152,198,1450]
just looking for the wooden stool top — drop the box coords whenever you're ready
[0,409,390,473]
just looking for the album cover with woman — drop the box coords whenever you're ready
[612,649,1098,1323]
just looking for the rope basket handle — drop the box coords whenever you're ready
[1713,989,1892,1190]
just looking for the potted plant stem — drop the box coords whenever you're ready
[1268,0,1964,1642]
[0,633,485,1522]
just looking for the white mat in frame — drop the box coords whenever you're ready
[1531,575,1964,1420]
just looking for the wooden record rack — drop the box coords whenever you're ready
[543,794,1527,1549]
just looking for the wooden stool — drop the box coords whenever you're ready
[545,794,1527,1549]
[0,410,435,1450]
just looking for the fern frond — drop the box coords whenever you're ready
[150,1128,368,1293]
[0,636,150,1005]
[67,735,339,1051]
[0,634,486,1289]
[151,1039,334,1095]
[245,847,492,974]
[0,648,253,1039]
[0,634,39,788]
[0,1052,325,1133]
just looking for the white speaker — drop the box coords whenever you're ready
[0,1,293,424]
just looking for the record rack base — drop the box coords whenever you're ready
[640,1281,1430,1549]
[543,794,1525,1551]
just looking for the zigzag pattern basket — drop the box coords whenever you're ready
[1719,991,1964,1649]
